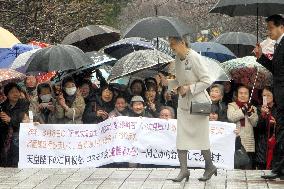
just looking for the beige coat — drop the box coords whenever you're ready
[29,97,57,124]
[174,49,212,150]
[55,93,85,124]
[227,102,258,152]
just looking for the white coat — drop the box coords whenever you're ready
[174,49,212,150]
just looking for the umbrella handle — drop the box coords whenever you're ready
[249,66,259,104]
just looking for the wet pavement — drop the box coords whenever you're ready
[0,168,283,189]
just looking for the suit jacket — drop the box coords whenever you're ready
[258,37,284,109]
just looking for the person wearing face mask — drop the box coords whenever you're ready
[29,83,56,124]
[209,84,228,122]
[24,75,38,100]
[82,85,114,124]
[55,77,85,124]
[227,85,259,169]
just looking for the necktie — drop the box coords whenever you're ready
[274,43,279,52]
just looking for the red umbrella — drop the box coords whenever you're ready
[266,114,277,170]
[28,41,50,48]
[36,71,57,84]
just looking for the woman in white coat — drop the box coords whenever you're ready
[168,35,217,182]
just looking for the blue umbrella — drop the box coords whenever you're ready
[191,42,236,62]
[0,43,39,68]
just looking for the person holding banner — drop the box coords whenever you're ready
[168,35,216,182]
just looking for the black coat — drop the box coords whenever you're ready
[0,99,30,133]
[255,105,277,166]
[257,36,284,174]
[82,94,114,124]
[211,101,228,122]
[258,37,284,110]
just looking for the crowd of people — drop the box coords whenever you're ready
[0,70,277,170]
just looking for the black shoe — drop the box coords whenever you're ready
[261,173,279,180]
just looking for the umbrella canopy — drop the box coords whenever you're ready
[0,27,21,48]
[210,0,284,16]
[10,49,40,72]
[213,32,260,46]
[102,37,174,59]
[108,49,174,81]
[28,41,50,48]
[0,69,26,85]
[221,56,272,89]
[62,25,120,52]
[25,44,93,73]
[0,44,39,69]
[212,32,262,57]
[86,51,117,68]
[102,37,154,59]
[210,0,284,41]
[122,16,193,39]
[50,51,116,83]
[191,42,236,62]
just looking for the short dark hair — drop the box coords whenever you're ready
[115,95,127,103]
[4,82,22,96]
[266,14,284,27]
[62,76,76,88]
[78,79,93,88]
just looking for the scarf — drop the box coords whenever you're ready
[65,94,76,108]
[236,100,246,127]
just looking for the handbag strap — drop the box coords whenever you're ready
[191,83,211,103]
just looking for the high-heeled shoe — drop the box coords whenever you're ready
[198,165,217,181]
[167,150,190,182]
[170,171,190,182]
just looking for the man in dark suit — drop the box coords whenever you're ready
[255,14,284,180]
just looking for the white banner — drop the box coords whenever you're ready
[19,117,236,169]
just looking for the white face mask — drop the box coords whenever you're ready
[40,94,52,103]
[65,87,77,96]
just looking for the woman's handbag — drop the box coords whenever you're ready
[234,136,250,168]
[190,84,211,116]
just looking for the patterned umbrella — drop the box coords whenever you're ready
[0,27,20,48]
[221,56,272,89]
[0,69,26,85]
[0,44,39,68]
[108,49,174,81]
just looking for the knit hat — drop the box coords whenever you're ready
[131,95,144,104]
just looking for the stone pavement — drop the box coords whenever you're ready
[0,168,283,189]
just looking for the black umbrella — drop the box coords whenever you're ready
[102,37,154,59]
[210,0,284,41]
[102,37,174,59]
[25,45,93,73]
[62,25,120,52]
[212,32,262,57]
[122,16,193,39]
